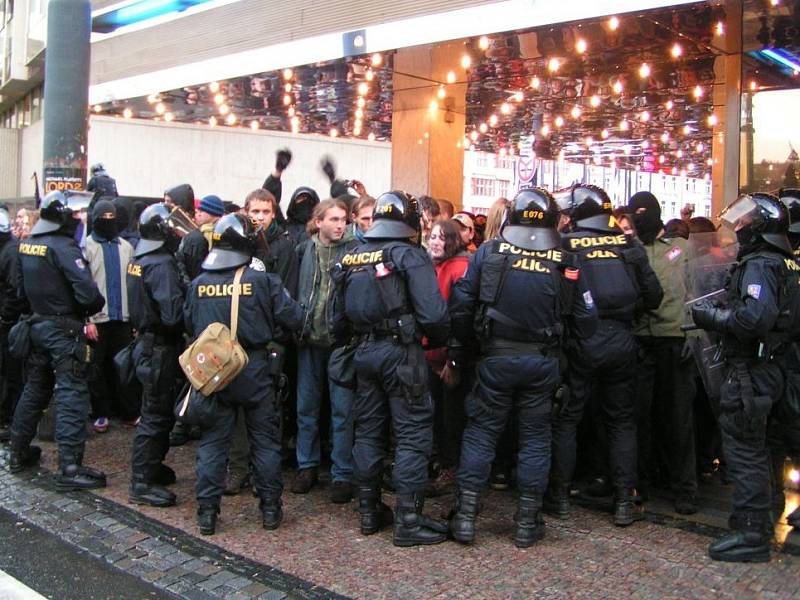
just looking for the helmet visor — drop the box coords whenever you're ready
[65,191,93,213]
[552,188,574,213]
[719,195,758,231]
[167,206,198,237]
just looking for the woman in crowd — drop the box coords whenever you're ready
[483,197,510,242]
[426,219,471,493]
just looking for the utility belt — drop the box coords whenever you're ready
[33,313,83,334]
[355,312,418,345]
[482,338,554,357]
[482,307,562,344]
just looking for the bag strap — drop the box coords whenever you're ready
[230,266,246,340]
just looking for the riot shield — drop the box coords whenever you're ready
[64,190,94,213]
[684,230,738,405]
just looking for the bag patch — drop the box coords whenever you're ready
[666,246,682,262]
[746,284,762,300]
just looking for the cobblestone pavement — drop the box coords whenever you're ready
[2,425,799,600]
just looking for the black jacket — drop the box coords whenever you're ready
[17,231,104,318]
[255,224,299,298]
[127,248,184,335]
[0,236,26,324]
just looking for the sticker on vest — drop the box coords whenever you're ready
[375,262,392,278]
[250,257,266,271]
[666,246,682,262]
[583,290,594,308]
[746,284,762,300]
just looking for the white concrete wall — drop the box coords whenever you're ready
[19,115,393,211]
[88,117,392,212]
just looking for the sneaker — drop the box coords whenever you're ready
[224,470,251,496]
[330,480,353,504]
[489,467,511,491]
[675,494,699,515]
[93,417,109,434]
[291,468,317,494]
[121,416,141,428]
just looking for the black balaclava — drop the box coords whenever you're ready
[789,232,800,252]
[92,199,118,240]
[287,187,320,224]
[628,191,664,245]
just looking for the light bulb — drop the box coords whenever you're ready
[214,93,225,105]
[437,86,446,99]
[478,36,490,50]
[590,95,601,108]
[489,114,498,127]
[513,91,524,103]
[219,104,230,115]
[479,122,488,133]
[640,111,650,122]
[226,113,237,125]
[531,76,541,90]
[209,116,217,127]
[371,53,382,67]
[250,120,260,130]
[500,102,511,115]
[155,102,166,115]
[283,68,293,80]
[693,85,704,99]
[666,100,674,110]
[461,54,472,69]
[613,80,623,94]
[555,116,565,128]
[329,127,338,137]
[639,63,651,78]
[548,57,561,73]
[601,129,610,139]
[571,106,582,119]
[209,81,220,93]
[576,38,587,54]
[357,97,366,108]
[620,119,629,131]
[123,108,133,119]
[368,132,376,142]
[429,99,439,113]
[358,82,369,96]
[540,124,550,136]
[671,43,683,58]
[708,114,718,126]
[164,112,174,122]
[446,71,456,84]
[366,70,374,82]
[470,131,479,141]
[609,16,620,31]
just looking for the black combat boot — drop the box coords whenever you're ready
[8,444,41,474]
[543,483,570,520]
[261,498,283,531]
[613,488,643,527]
[197,504,219,536]
[448,488,479,544]
[514,493,545,548]
[150,464,176,486]
[709,513,771,563]
[129,474,176,507]
[393,493,447,547]
[56,451,106,492]
[357,486,393,535]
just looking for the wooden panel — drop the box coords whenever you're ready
[90,0,497,85]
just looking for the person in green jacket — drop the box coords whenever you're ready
[627,191,699,515]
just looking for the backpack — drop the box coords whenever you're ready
[178,266,249,398]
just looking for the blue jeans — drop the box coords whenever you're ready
[296,345,354,482]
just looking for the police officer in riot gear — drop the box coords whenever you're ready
[87,163,118,198]
[691,193,800,562]
[9,191,107,491]
[548,185,663,526]
[331,191,450,547]
[448,187,598,548]
[128,203,185,507]
[185,214,303,535]
[775,189,800,532]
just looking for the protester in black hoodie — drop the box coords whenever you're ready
[285,187,320,246]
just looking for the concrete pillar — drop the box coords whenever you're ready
[711,0,743,215]
[391,42,468,207]
[42,0,92,195]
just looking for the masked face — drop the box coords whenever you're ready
[93,217,118,240]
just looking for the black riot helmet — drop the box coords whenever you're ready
[364,190,421,241]
[501,187,560,251]
[136,202,179,257]
[719,192,792,255]
[555,184,618,233]
[779,188,800,234]
[32,190,72,235]
[202,213,257,271]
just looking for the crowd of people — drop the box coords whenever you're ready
[1,148,799,563]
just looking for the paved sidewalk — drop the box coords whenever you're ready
[2,427,800,600]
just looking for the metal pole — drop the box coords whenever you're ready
[42,0,92,197]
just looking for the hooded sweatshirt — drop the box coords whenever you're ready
[286,187,320,246]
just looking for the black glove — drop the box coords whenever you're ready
[691,300,731,333]
[321,155,336,183]
[275,148,292,172]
